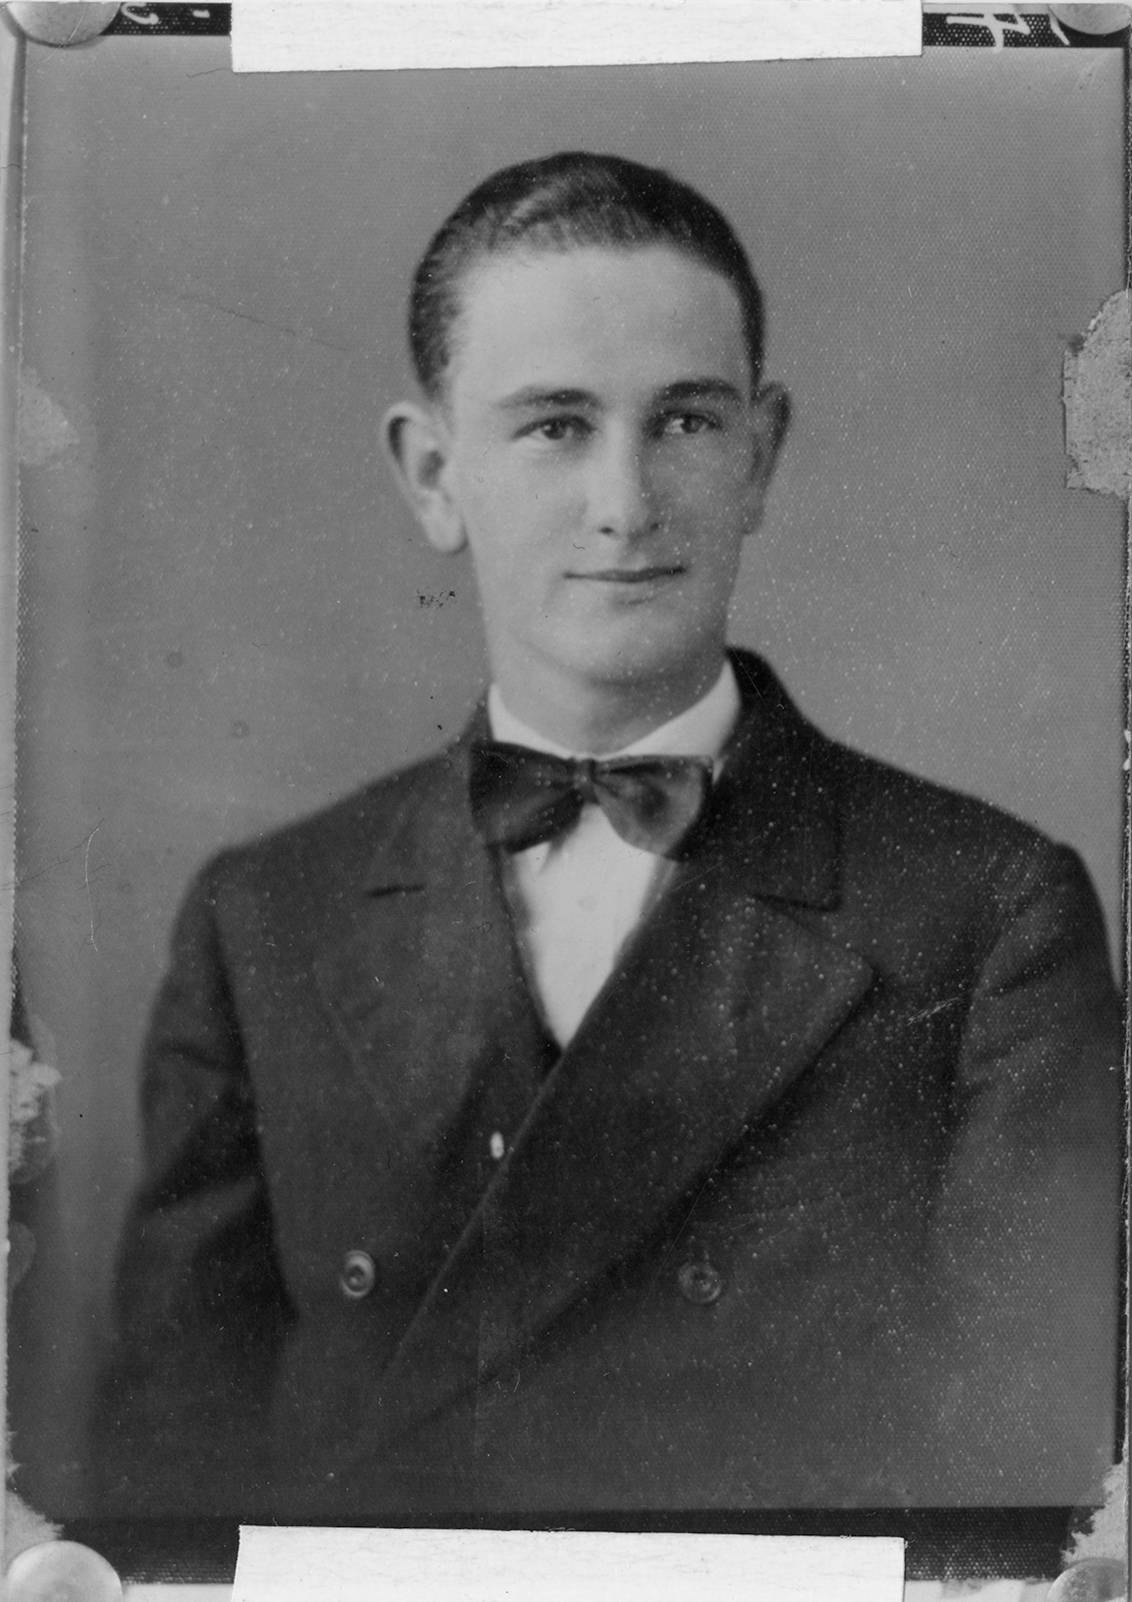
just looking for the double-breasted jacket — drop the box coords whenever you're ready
[99,651,1122,1518]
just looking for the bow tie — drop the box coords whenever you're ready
[469,741,713,858]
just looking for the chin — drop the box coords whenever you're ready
[566,635,711,693]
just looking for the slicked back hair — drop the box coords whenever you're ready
[408,151,766,402]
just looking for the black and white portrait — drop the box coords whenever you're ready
[6,10,1125,1567]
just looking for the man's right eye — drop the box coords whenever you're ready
[522,416,588,443]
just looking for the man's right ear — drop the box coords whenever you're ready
[382,402,467,555]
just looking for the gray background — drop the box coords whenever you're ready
[11,37,1125,1515]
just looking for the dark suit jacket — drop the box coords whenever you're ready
[99,651,1122,1519]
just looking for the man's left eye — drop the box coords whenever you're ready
[659,412,718,437]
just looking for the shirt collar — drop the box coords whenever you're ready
[487,659,740,766]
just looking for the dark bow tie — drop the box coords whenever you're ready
[469,741,713,858]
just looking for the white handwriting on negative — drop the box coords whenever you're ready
[943,11,1031,48]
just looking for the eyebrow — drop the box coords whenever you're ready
[654,378,746,408]
[494,377,746,412]
[495,386,598,412]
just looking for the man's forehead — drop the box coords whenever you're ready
[447,242,751,401]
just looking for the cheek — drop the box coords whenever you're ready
[466,479,576,562]
[662,449,748,506]
[462,501,564,609]
[663,471,751,551]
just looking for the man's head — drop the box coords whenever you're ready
[408,151,767,404]
[385,152,789,748]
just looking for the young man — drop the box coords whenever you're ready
[101,152,1121,1519]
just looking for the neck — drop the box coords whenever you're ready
[490,649,728,755]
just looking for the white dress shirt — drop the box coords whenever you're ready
[488,661,741,1047]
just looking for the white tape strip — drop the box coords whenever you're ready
[232,0,922,72]
[232,1527,905,1602]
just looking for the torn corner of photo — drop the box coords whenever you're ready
[229,0,924,73]
[1064,289,1132,502]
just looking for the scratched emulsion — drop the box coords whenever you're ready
[1066,1459,1129,1565]
[15,367,80,470]
[1064,290,1132,501]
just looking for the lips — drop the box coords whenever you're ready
[571,565,684,583]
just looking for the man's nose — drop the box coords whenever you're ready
[588,434,657,540]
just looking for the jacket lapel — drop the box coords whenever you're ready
[365,655,876,1444]
[311,744,545,1273]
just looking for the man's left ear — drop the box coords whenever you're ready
[744,381,791,529]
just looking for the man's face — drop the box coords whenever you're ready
[407,244,784,703]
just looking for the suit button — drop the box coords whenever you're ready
[677,1259,724,1306]
[340,1250,377,1300]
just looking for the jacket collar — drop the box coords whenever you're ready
[689,647,840,906]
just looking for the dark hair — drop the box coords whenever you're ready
[409,151,765,400]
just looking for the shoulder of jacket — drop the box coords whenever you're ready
[730,647,1082,906]
[734,648,1058,864]
[819,729,1084,908]
[196,742,462,896]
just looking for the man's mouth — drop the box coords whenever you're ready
[569,565,685,584]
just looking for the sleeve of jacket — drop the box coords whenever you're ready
[926,839,1123,1503]
[96,856,293,1516]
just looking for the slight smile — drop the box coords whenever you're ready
[569,565,685,584]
